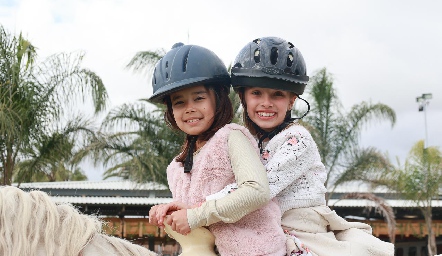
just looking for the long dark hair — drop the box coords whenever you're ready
[164,84,233,163]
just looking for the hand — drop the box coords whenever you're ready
[149,202,189,226]
[165,209,191,235]
[148,204,165,226]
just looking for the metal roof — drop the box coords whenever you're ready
[7,180,173,216]
[50,196,173,205]
[15,180,168,191]
[331,182,390,194]
[329,199,442,208]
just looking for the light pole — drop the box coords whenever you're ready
[416,93,432,148]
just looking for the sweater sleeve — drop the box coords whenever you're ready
[187,130,270,229]
[266,128,314,198]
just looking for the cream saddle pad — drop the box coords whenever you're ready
[164,224,216,256]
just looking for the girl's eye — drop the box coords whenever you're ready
[251,90,261,95]
[274,91,285,97]
[173,101,183,106]
[195,96,205,101]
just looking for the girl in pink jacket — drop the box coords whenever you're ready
[147,42,294,256]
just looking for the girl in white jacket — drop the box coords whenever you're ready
[209,36,394,256]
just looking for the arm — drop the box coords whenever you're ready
[186,130,270,229]
[266,128,314,198]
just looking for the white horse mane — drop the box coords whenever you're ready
[0,186,157,256]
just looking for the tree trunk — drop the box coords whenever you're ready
[422,206,436,256]
[4,154,13,185]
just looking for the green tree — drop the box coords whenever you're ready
[0,25,108,185]
[13,118,93,183]
[387,140,442,255]
[126,49,166,75]
[300,68,396,195]
[78,101,184,185]
[298,68,397,242]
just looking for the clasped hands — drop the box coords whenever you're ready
[149,201,191,235]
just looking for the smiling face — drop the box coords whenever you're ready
[244,87,296,132]
[170,85,216,136]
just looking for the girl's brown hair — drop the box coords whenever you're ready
[164,84,233,163]
[237,88,259,136]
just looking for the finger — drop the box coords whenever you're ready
[156,206,167,224]
[164,215,172,226]
[148,206,159,224]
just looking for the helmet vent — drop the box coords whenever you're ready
[287,53,294,67]
[165,61,169,68]
[182,47,191,72]
[253,38,261,45]
[288,42,294,49]
[254,49,260,63]
[294,69,300,76]
[270,47,278,65]
[166,72,169,79]
[233,63,242,68]
[153,68,157,84]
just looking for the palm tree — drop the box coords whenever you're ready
[125,49,166,75]
[13,117,94,183]
[76,48,181,185]
[386,140,442,255]
[297,68,397,242]
[299,68,396,196]
[0,25,108,185]
[77,101,184,185]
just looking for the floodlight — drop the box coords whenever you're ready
[422,93,432,100]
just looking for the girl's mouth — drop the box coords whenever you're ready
[257,112,275,117]
[187,119,199,123]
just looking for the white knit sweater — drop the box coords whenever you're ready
[262,123,327,213]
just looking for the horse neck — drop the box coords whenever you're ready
[80,234,157,256]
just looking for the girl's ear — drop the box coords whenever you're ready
[288,94,297,110]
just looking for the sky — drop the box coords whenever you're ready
[1,0,441,181]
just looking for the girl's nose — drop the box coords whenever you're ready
[261,95,273,108]
[185,103,196,114]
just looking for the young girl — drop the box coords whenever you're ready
[147,42,288,256]
[210,37,394,256]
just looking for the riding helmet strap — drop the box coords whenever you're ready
[257,121,291,154]
[184,136,198,173]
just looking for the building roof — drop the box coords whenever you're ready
[329,199,442,208]
[16,180,168,191]
[12,180,173,217]
[50,196,172,205]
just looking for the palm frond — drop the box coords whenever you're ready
[340,192,396,243]
[125,49,166,75]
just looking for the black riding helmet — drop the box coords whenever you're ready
[148,43,230,173]
[231,37,308,95]
[231,37,310,152]
[149,42,230,103]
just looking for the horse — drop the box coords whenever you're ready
[0,185,157,256]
